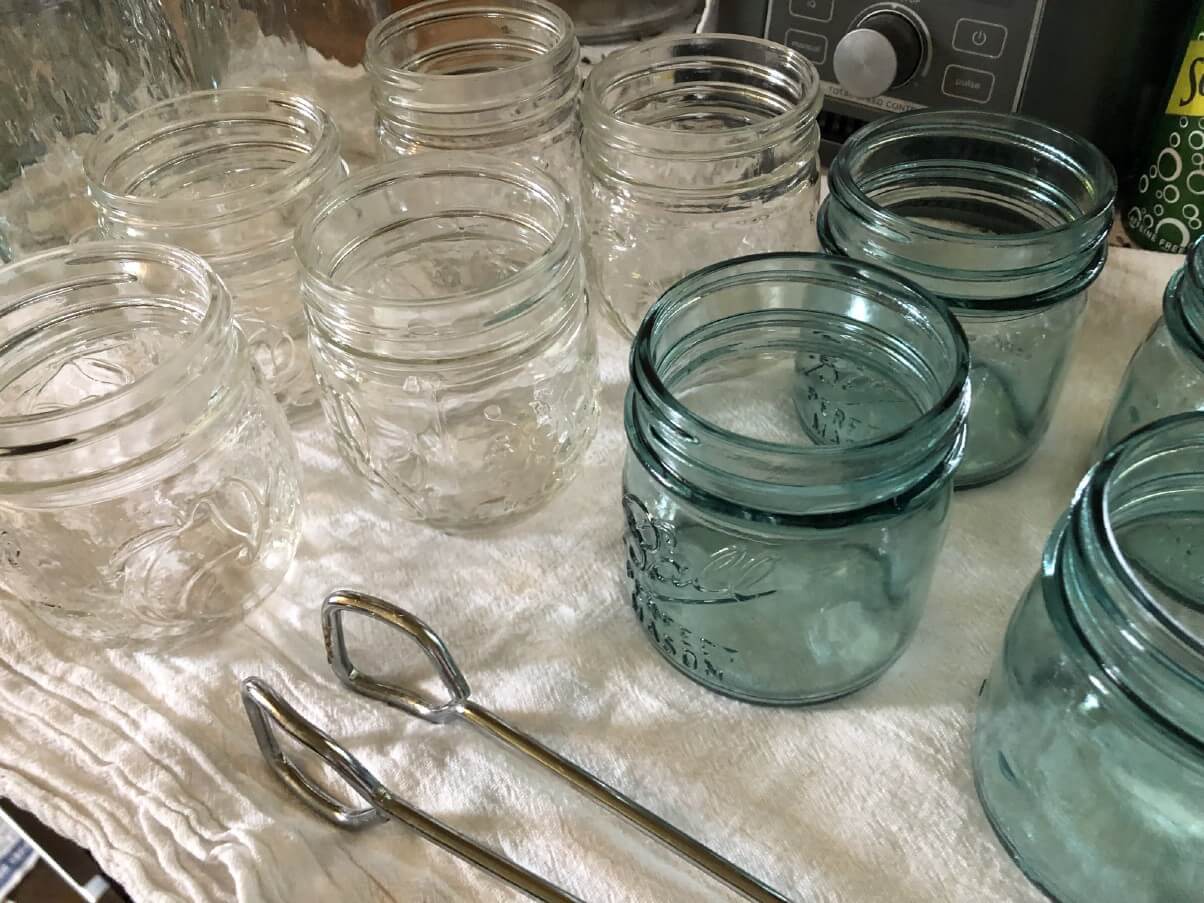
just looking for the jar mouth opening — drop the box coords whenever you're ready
[829,111,1117,247]
[85,89,339,225]
[0,242,226,440]
[1089,413,1204,665]
[297,155,573,316]
[364,0,577,95]
[630,252,970,469]
[582,34,821,154]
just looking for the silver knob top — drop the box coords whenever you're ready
[833,28,900,99]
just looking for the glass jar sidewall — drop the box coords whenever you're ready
[974,570,1204,903]
[621,446,955,704]
[1,363,301,646]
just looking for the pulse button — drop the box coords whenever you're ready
[953,19,1007,59]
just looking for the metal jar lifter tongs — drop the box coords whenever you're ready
[242,589,793,903]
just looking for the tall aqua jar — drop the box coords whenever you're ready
[623,254,970,705]
[1097,234,1204,452]
[974,413,1204,903]
[820,111,1116,487]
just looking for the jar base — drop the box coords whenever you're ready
[954,446,1037,490]
[640,624,906,707]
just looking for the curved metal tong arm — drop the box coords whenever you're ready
[321,589,794,903]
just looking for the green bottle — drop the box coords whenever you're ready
[1125,5,1204,253]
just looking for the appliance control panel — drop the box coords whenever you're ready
[765,0,1046,115]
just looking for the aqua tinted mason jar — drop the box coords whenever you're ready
[365,0,581,190]
[820,112,1116,487]
[1097,235,1204,453]
[974,413,1204,903]
[85,89,346,421]
[583,35,822,339]
[623,254,970,704]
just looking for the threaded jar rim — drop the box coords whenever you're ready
[84,88,341,229]
[364,0,579,115]
[582,33,821,161]
[822,111,1116,305]
[0,241,232,456]
[626,253,971,523]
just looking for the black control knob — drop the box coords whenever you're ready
[833,11,925,98]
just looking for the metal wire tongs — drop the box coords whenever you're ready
[242,676,582,902]
[317,589,792,903]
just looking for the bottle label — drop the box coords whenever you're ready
[1167,40,1204,116]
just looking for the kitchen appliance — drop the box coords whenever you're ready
[714,0,1195,174]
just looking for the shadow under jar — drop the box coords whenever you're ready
[820,111,1117,488]
[364,0,581,189]
[84,88,347,422]
[0,242,301,647]
[623,254,970,704]
[974,413,1204,903]
[297,155,599,532]
[582,34,822,339]
[1097,234,1204,454]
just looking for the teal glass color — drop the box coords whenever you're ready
[820,111,1116,488]
[1097,235,1204,453]
[623,253,971,705]
[974,413,1204,903]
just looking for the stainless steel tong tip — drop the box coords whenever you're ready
[240,677,387,831]
[322,588,471,723]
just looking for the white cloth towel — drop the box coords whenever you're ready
[0,247,1183,903]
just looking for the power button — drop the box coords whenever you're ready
[953,18,1007,59]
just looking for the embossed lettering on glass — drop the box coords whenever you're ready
[1097,234,1204,454]
[85,88,347,421]
[623,254,970,704]
[0,243,301,646]
[364,0,581,191]
[582,34,823,339]
[820,111,1117,487]
[974,413,1204,903]
[298,154,598,532]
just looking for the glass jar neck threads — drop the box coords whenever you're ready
[626,253,970,522]
[1166,235,1204,363]
[297,153,580,367]
[0,241,243,495]
[84,88,343,288]
[582,34,821,205]
[365,0,580,152]
[820,111,1116,306]
[1049,413,1204,746]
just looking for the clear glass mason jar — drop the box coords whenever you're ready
[0,242,301,647]
[1097,235,1204,453]
[582,34,822,339]
[364,0,581,190]
[297,154,599,532]
[820,111,1117,488]
[623,253,970,704]
[84,88,346,422]
[973,413,1204,903]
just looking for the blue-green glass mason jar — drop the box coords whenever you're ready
[820,111,1116,488]
[1097,235,1204,453]
[623,253,971,704]
[973,413,1204,903]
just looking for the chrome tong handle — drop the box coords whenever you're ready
[321,590,794,903]
[241,678,582,903]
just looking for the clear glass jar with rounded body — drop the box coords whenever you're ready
[0,242,301,647]
[1097,235,1204,452]
[624,254,970,704]
[364,0,581,191]
[582,35,822,339]
[974,413,1204,903]
[84,88,347,421]
[298,155,598,532]
[820,111,1117,488]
